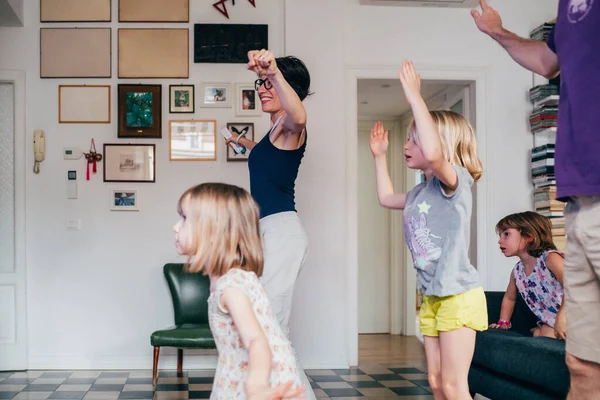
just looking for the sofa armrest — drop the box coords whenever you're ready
[484,291,539,336]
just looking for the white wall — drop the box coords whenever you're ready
[0,0,559,370]
[344,0,558,291]
[7,0,23,23]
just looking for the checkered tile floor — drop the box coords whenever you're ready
[0,366,432,399]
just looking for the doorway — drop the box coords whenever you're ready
[0,71,27,371]
[346,66,489,366]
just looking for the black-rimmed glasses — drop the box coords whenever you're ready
[254,78,273,91]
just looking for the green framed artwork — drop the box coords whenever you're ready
[169,84,194,114]
[118,84,162,138]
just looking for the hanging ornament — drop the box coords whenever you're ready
[83,138,102,181]
[213,0,230,19]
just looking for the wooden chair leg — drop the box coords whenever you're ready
[152,346,160,387]
[177,348,183,376]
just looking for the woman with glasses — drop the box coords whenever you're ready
[225,49,314,399]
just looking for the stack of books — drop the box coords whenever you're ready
[531,143,557,190]
[530,104,558,133]
[533,185,566,251]
[529,84,559,105]
[530,21,555,42]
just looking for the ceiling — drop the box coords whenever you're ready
[357,79,469,119]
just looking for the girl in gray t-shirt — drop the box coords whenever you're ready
[369,60,487,399]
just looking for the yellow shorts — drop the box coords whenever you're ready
[419,287,488,337]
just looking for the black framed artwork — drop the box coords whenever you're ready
[225,122,254,162]
[169,85,195,113]
[117,84,162,138]
[193,24,268,64]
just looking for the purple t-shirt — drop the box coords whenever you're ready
[546,0,600,200]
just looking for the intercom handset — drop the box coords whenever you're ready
[33,129,45,174]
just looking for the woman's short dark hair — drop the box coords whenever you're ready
[276,56,312,101]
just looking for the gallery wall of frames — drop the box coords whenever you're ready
[42,0,268,211]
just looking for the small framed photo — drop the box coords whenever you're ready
[110,189,139,211]
[226,122,254,162]
[199,83,231,108]
[235,83,261,117]
[103,144,156,183]
[169,120,216,161]
[118,84,162,138]
[169,84,194,113]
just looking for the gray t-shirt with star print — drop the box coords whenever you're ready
[403,166,481,297]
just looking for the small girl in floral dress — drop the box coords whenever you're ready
[173,182,306,399]
[493,211,566,340]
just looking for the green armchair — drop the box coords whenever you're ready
[151,263,216,386]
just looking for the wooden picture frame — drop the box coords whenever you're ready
[119,0,189,22]
[117,84,162,139]
[110,189,139,211]
[169,85,194,114]
[118,29,189,79]
[169,120,216,161]
[40,28,111,78]
[59,85,111,124]
[199,83,231,108]
[235,83,261,117]
[226,122,254,162]
[103,144,156,183]
[41,0,111,22]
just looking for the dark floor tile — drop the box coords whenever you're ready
[89,384,125,392]
[188,391,212,399]
[411,379,431,387]
[369,374,405,381]
[187,378,213,385]
[40,373,72,379]
[48,391,86,399]
[0,373,12,379]
[348,381,384,388]
[389,386,431,396]
[153,384,188,392]
[23,384,61,391]
[0,378,36,385]
[157,372,187,378]
[323,388,363,397]
[118,391,154,399]
[0,392,18,399]
[308,375,344,383]
[125,379,152,385]
[98,373,129,379]
[332,369,365,376]
[389,367,424,374]
[62,379,97,385]
[310,381,319,389]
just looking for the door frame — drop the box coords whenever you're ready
[0,69,28,370]
[345,64,489,366]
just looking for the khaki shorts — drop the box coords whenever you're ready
[564,196,600,364]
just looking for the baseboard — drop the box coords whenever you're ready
[27,353,349,371]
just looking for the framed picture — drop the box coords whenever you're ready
[169,85,194,113]
[110,189,139,211]
[41,0,111,22]
[169,120,216,161]
[58,85,111,123]
[103,144,156,183]
[119,0,189,22]
[235,83,261,117]
[199,83,231,108]
[118,84,162,138]
[226,122,254,162]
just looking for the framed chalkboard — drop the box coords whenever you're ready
[194,24,268,64]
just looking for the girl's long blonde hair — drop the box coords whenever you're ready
[409,110,483,182]
[178,183,264,277]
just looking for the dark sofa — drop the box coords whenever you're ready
[468,291,570,400]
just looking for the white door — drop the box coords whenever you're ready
[0,72,27,370]
[357,120,391,334]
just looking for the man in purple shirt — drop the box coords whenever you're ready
[471,0,600,398]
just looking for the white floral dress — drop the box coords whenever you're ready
[208,268,303,399]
